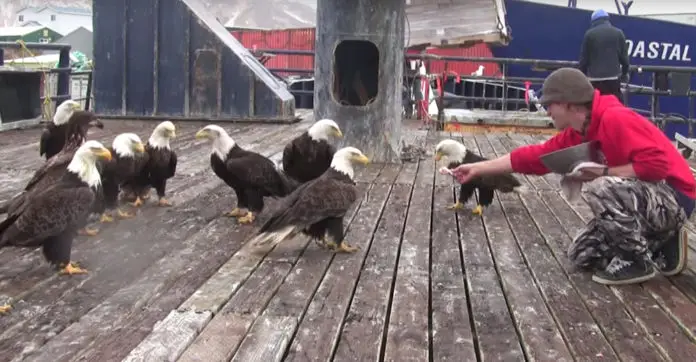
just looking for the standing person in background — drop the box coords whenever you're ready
[578,9,630,103]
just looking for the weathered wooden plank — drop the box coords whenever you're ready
[173,234,316,362]
[123,236,309,362]
[10,123,310,358]
[483,133,613,360]
[67,126,313,362]
[473,134,580,360]
[548,190,696,360]
[524,190,666,361]
[0,122,265,296]
[497,192,609,360]
[383,157,433,362]
[232,167,391,361]
[332,166,413,360]
[276,177,397,360]
[456,134,525,360]
[430,182,477,361]
[121,310,212,362]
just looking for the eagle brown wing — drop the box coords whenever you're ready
[226,154,294,196]
[258,175,358,233]
[0,185,95,247]
[24,149,76,191]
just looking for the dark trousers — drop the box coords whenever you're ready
[590,78,624,104]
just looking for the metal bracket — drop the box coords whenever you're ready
[675,132,696,159]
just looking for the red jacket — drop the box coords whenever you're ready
[510,90,696,199]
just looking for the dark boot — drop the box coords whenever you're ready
[654,227,688,276]
[592,255,658,285]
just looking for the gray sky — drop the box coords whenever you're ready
[528,0,696,15]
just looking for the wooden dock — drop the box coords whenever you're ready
[1,115,696,361]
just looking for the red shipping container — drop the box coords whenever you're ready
[230,27,500,78]
[231,28,315,76]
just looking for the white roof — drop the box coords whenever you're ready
[0,26,49,37]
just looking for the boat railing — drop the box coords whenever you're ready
[253,48,696,137]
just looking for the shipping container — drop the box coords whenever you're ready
[230,27,499,78]
[230,28,315,76]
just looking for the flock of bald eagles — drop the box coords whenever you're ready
[0,100,521,315]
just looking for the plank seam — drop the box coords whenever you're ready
[470,135,530,361]
[377,162,420,362]
[485,133,607,359]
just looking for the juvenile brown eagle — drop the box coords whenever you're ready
[281,118,342,183]
[434,139,521,215]
[248,147,369,253]
[195,124,300,224]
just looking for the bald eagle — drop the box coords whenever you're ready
[39,100,102,160]
[195,124,300,224]
[93,133,147,223]
[434,139,521,215]
[0,140,112,315]
[281,118,342,183]
[122,121,178,207]
[0,111,103,216]
[247,147,370,253]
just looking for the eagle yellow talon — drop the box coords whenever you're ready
[158,198,173,207]
[472,205,483,216]
[78,227,99,236]
[117,208,134,219]
[130,197,143,207]
[0,304,12,315]
[99,213,114,223]
[446,202,465,210]
[334,242,359,253]
[238,212,255,224]
[58,262,88,275]
[224,208,244,217]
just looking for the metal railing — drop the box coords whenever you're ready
[251,48,696,136]
[1,41,94,123]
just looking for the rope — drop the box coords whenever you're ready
[14,40,54,121]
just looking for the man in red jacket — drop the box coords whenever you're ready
[451,67,696,285]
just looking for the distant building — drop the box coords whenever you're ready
[16,6,92,35]
[0,26,62,43]
[54,27,93,60]
[0,26,62,59]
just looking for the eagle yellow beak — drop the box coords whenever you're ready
[434,152,442,161]
[72,103,82,110]
[195,130,207,139]
[353,154,370,164]
[134,142,145,153]
[169,129,177,138]
[334,128,343,138]
[94,148,112,161]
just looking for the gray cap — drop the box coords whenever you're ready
[539,67,596,106]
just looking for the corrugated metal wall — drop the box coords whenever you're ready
[92,0,295,121]
[230,28,315,76]
[229,28,499,77]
